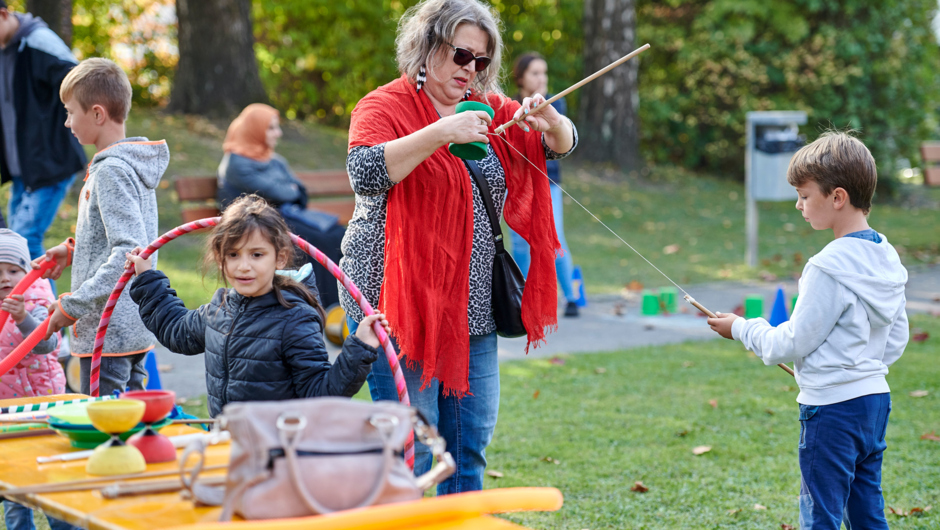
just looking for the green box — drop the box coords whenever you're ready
[659,287,678,314]
[641,289,660,316]
[744,295,764,319]
[791,294,799,312]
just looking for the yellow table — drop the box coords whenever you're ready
[0,395,561,529]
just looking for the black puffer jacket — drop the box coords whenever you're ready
[130,269,378,416]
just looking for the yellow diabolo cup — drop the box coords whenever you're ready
[448,101,495,160]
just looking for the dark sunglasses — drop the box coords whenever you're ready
[446,42,491,72]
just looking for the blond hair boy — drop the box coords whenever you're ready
[36,57,169,396]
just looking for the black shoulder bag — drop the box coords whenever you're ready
[465,160,527,338]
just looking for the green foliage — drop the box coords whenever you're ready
[251,0,583,124]
[637,0,940,177]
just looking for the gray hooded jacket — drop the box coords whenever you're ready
[61,138,169,356]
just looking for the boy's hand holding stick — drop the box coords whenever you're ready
[687,295,795,377]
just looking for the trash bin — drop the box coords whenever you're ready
[751,124,805,201]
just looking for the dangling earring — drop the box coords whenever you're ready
[416,65,427,92]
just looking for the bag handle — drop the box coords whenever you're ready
[465,160,507,254]
[277,412,397,515]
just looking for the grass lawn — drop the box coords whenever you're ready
[489,314,940,529]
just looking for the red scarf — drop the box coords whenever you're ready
[349,76,559,397]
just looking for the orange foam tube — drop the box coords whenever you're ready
[165,488,564,530]
[0,259,57,376]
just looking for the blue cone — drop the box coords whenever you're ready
[144,349,163,390]
[769,286,789,327]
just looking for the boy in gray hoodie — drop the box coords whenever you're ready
[34,58,168,397]
[708,132,908,530]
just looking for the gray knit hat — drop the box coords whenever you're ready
[0,229,31,271]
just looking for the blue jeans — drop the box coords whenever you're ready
[79,352,148,396]
[9,175,76,260]
[348,317,499,495]
[798,393,891,530]
[2,500,77,530]
[508,183,575,302]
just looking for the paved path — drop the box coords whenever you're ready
[158,264,940,398]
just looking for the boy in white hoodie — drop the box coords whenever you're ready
[708,131,908,530]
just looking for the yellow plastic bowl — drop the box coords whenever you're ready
[86,399,146,433]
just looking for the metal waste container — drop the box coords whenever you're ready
[745,111,807,266]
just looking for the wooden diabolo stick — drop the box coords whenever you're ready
[684,295,796,377]
[493,43,652,135]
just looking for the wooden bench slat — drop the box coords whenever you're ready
[921,143,940,164]
[181,206,221,224]
[175,177,217,201]
[925,167,940,187]
[295,171,353,196]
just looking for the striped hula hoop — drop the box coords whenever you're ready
[91,217,415,469]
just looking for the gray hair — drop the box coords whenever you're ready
[396,0,504,97]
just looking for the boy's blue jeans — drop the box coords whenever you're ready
[79,352,148,396]
[3,500,77,530]
[348,318,499,495]
[508,183,576,302]
[798,393,891,530]
[8,175,76,260]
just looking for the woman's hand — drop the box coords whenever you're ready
[1,294,27,323]
[124,247,152,276]
[513,94,566,133]
[356,312,391,349]
[436,110,491,146]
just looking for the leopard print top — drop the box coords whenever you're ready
[340,125,577,334]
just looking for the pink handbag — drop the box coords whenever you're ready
[181,397,454,521]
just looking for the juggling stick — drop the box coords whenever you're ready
[91,218,416,469]
[0,258,58,378]
[684,295,795,377]
[493,43,651,134]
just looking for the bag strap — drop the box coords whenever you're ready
[465,160,506,254]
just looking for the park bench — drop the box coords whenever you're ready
[922,142,940,186]
[173,170,356,224]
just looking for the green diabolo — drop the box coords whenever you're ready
[448,101,495,160]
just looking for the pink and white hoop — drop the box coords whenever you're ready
[90,217,415,468]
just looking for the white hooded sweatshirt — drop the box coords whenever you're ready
[732,234,909,405]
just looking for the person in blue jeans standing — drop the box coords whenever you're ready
[507,52,578,317]
[0,6,82,530]
[0,2,85,261]
[707,132,909,529]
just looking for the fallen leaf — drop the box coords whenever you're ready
[781,524,796,530]
[727,508,742,515]
[675,430,689,437]
[630,481,649,493]
[920,431,940,441]
[692,445,711,455]
[765,409,776,415]
[910,390,929,397]
[663,244,680,255]
[541,456,561,465]
[909,506,930,516]
[532,389,540,400]
[792,252,803,265]
[157,363,174,373]
[594,367,607,374]
[486,470,503,478]
[759,271,778,282]
[626,280,644,291]
[889,506,909,517]
[754,503,767,510]
[549,356,566,366]
[682,361,695,368]
[708,399,718,409]
[912,331,929,342]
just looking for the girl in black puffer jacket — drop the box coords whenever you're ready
[126,195,386,416]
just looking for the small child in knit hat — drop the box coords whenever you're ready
[0,228,66,399]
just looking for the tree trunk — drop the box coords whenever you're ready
[26,0,72,45]
[578,0,640,173]
[168,0,267,117]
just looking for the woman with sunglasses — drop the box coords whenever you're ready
[342,0,576,495]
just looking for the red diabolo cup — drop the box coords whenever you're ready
[121,390,177,463]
